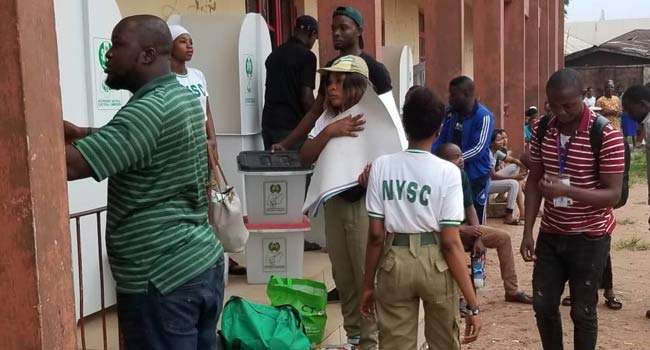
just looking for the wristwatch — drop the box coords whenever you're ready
[465,305,480,316]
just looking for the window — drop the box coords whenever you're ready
[246,0,296,48]
[418,10,425,63]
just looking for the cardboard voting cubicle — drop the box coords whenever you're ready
[303,89,407,217]
[54,0,127,319]
[383,45,415,114]
[169,13,272,211]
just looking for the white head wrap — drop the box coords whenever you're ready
[169,25,190,41]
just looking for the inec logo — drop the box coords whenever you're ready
[245,56,254,93]
[245,56,253,77]
[98,41,112,93]
[98,41,111,70]
[269,183,282,194]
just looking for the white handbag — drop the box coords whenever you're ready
[207,146,249,253]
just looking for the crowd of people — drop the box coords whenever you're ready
[60,6,650,350]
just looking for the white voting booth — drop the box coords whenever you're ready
[169,13,272,210]
[54,0,128,319]
[383,45,415,114]
[54,5,273,316]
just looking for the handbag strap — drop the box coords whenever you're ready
[207,146,223,192]
[207,146,230,188]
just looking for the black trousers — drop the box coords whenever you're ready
[469,175,490,224]
[601,254,613,290]
[533,233,611,350]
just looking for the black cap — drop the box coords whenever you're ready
[296,15,318,34]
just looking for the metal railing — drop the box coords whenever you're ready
[70,206,122,350]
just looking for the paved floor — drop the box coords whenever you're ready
[76,250,429,349]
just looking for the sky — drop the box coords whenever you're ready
[566,0,650,23]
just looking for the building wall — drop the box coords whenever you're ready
[116,0,244,18]
[463,0,474,79]
[573,65,648,97]
[382,0,420,61]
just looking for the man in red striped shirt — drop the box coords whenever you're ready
[520,68,625,350]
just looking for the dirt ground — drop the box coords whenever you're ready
[461,183,650,350]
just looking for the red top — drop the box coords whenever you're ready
[243,216,311,231]
[529,106,625,236]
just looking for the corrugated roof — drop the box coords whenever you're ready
[565,29,650,62]
[564,18,650,54]
[601,29,650,58]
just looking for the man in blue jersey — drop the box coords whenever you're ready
[432,76,495,223]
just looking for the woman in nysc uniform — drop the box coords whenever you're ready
[359,86,481,350]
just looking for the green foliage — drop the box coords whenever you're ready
[618,217,636,225]
[614,236,650,251]
[629,147,647,185]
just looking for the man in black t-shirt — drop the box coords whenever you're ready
[271,6,392,152]
[262,16,319,150]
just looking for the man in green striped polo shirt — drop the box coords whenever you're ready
[64,15,223,350]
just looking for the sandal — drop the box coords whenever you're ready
[459,298,468,318]
[228,258,247,275]
[504,219,525,226]
[304,240,322,251]
[562,296,571,306]
[605,296,623,310]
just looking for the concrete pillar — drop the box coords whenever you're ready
[317,0,382,64]
[473,0,504,127]
[504,0,526,156]
[538,0,550,104]
[424,0,464,99]
[0,0,77,349]
[558,0,565,68]
[463,1,475,79]
[525,0,540,110]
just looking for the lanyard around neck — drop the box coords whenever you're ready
[556,133,574,176]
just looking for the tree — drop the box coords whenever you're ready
[564,0,570,16]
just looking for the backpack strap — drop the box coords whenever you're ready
[535,115,551,145]
[589,115,610,174]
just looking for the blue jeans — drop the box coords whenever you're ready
[533,233,610,350]
[117,256,225,350]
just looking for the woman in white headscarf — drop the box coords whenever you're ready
[169,24,248,276]
[169,24,217,153]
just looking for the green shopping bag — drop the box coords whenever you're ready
[266,275,328,345]
[221,296,311,350]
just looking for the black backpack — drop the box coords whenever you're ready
[536,114,631,209]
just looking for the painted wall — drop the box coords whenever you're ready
[463,0,475,79]
[383,0,420,62]
[116,0,244,19]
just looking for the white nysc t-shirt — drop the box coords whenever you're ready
[366,149,465,233]
[175,68,209,120]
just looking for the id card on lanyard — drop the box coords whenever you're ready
[554,133,574,207]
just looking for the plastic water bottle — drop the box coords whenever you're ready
[471,254,485,289]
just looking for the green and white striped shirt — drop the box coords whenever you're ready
[75,74,222,295]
